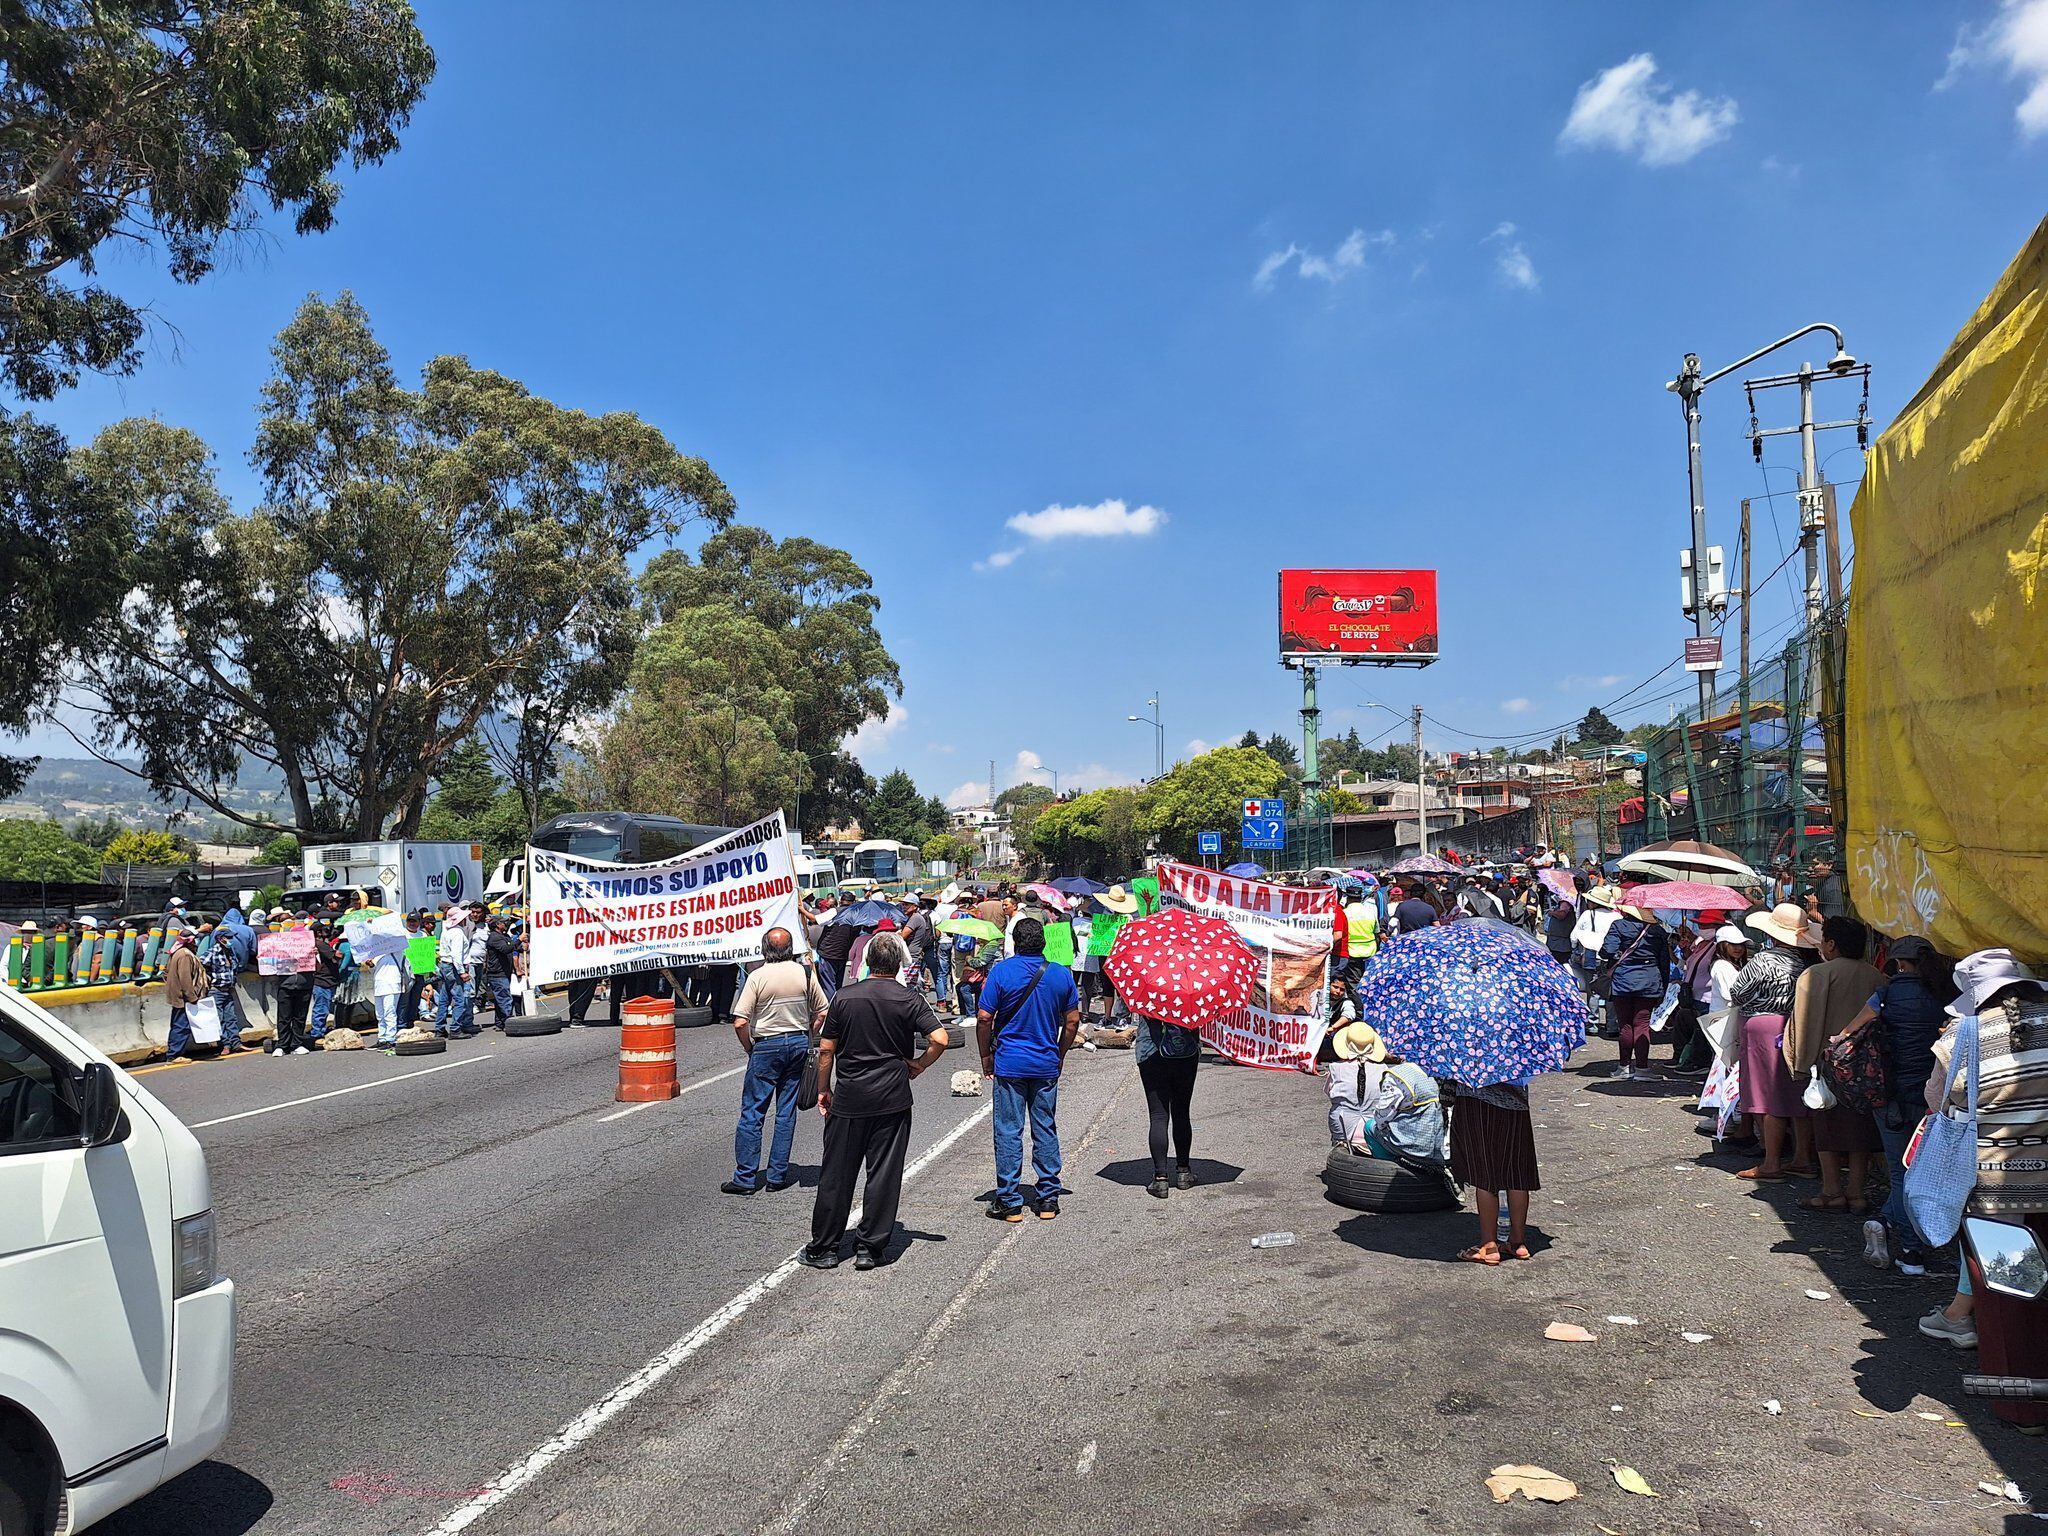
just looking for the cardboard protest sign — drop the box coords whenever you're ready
[257,927,317,976]
[526,812,807,987]
[1154,860,1338,1071]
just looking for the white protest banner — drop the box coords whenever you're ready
[1154,860,1338,1071]
[527,812,807,987]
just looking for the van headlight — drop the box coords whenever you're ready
[173,1209,217,1297]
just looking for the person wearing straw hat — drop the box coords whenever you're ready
[1327,1022,1446,1171]
[1570,884,1621,1035]
[1086,885,1140,1021]
[1728,902,1822,1181]
[1597,891,1673,1081]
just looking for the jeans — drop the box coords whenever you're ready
[928,946,951,1004]
[1876,1102,1925,1258]
[436,963,469,1033]
[212,986,244,1048]
[486,974,516,1025]
[992,1074,1066,1207]
[816,957,843,1000]
[309,984,335,1039]
[374,992,404,1044]
[167,1005,194,1057]
[732,1032,811,1189]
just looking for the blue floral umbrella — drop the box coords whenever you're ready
[1352,918,1585,1084]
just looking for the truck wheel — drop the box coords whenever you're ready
[1321,1145,1458,1213]
[0,1433,54,1536]
[393,1037,448,1057]
[503,1015,561,1037]
[674,1006,715,1029]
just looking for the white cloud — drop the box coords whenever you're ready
[1941,2,2048,136]
[1559,53,1739,166]
[1184,737,1213,757]
[1064,762,1135,792]
[979,499,1166,571]
[1759,154,1801,180]
[1486,222,1539,292]
[1500,698,1533,715]
[1559,673,1627,692]
[944,779,989,810]
[927,742,956,755]
[846,699,906,759]
[1254,227,1395,288]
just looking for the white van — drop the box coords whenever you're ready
[0,982,235,1534]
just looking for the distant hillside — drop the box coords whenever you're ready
[0,756,288,828]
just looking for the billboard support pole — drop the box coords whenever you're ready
[1299,661,1324,870]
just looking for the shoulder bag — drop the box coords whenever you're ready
[796,972,831,1111]
[984,959,1052,1064]
[1590,923,1653,1000]
[1904,1013,1981,1248]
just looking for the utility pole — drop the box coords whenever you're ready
[1674,353,1716,722]
[1412,705,1429,857]
[1797,362,1825,631]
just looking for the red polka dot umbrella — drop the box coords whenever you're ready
[1103,906,1259,1030]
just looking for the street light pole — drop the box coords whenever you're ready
[1125,693,1163,780]
[1025,763,1061,798]
[1668,322,1855,724]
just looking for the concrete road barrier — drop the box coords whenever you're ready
[26,974,283,1065]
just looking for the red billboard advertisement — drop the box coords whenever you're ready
[1278,569,1439,662]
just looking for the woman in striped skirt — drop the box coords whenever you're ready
[1449,1079,1540,1264]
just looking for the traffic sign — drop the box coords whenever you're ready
[1241,798,1286,851]
[1197,831,1223,856]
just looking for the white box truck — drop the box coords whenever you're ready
[284,840,486,914]
[0,980,235,1532]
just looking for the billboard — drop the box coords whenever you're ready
[1278,569,1438,662]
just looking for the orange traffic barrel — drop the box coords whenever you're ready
[617,996,681,1102]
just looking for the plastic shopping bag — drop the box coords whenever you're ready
[185,995,222,1046]
[1802,1066,1837,1112]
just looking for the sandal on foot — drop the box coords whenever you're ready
[1736,1166,1787,1182]
[1796,1194,1848,1212]
[1457,1244,1502,1266]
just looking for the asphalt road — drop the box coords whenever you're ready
[103,1015,2048,1536]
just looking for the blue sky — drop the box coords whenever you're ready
[17,2,2048,810]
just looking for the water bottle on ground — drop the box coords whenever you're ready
[1250,1232,1297,1249]
[1496,1207,1513,1244]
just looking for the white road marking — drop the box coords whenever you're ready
[423,1096,998,1536]
[189,1056,493,1128]
[596,1063,746,1121]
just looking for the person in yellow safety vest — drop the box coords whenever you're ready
[1337,882,1379,986]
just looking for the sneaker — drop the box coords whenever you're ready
[1036,1198,1060,1221]
[1918,1307,1978,1348]
[1896,1255,1929,1278]
[719,1180,758,1196]
[1608,1066,1633,1080]
[987,1204,1024,1222]
[797,1248,840,1271]
[766,1178,796,1192]
[291,1045,310,1055]
[1174,1167,1196,1191]
[853,1250,880,1272]
[1862,1218,1891,1270]
[1146,1176,1170,1200]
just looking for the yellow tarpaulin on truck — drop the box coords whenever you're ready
[1847,214,2048,963]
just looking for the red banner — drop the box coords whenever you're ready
[1154,861,1337,1071]
[1278,569,1439,661]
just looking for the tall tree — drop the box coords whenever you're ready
[1028,786,1146,878]
[861,769,935,844]
[1577,706,1624,746]
[1135,746,1287,861]
[70,293,732,837]
[994,783,1054,814]
[1236,729,1261,749]
[0,0,435,399]
[1259,732,1300,768]
[640,527,899,836]
[0,410,132,794]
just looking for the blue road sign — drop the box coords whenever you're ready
[1198,831,1223,856]
[1240,797,1286,851]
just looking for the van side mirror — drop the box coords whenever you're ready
[77,1061,123,1146]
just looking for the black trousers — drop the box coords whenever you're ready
[273,983,314,1052]
[1137,1054,1199,1174]
[808,1109,913,1259]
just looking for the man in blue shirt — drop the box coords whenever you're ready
[976,917,1081,1221]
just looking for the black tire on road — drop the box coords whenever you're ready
[1321,1145,1459,1213]
[393,1037,448,1057]
[0,1432,54,1536]
[503,1015,562,1037]
[674,1005,715,1029]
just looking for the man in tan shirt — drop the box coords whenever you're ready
[722,928,829,1195]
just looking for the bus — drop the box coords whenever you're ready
[851,839,920,886]
[529,812,735,865]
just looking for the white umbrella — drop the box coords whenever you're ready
[1616,839,1761,887]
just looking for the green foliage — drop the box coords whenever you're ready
[70,294,731,839]
[861,770,939,845]
[0,817,102,881]
[920,832,975,869]
[1236,729,1261,749]
[1259,732,1299,768]
[1028,787,1146,878]
[1325,787,1364,815]
[103,828,190,865]
[418,738,554,866]
[66,813,128,851]
[638,527,898,836]
[1577,706,1624,746]
[0,0,435,399]
[252,882,285,912]
[0,411,133,795]
[1135,747,1288,861]
[258,832,302,867]
[994,783,1054,813]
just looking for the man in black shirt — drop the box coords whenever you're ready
[802,934,949,1271]
[814,900,859,1000]
[480,916,523,1028]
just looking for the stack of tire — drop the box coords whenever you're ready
[1321,1145,1458,1213]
